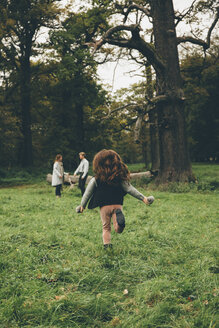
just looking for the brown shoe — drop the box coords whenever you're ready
[115,209,125,229]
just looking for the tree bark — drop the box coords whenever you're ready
[141,124,151,169]
[145,64,160,171]
[149,110,160,172]
[150,0,193,182]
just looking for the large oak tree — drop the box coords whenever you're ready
[87,0,218,182]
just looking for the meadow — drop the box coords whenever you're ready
[0,164,218,327]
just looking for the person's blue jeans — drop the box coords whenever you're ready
[55,184,62,196]
[79,174,88,195]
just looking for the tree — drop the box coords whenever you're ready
[86,0,218,182]
[0,0,61,166]
[144,63,160,172]
[181,49,219,162]
[48,10,111,167]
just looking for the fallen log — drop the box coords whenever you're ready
[129,171,152,179]
[46,174,92,185]
[46,171,152,185]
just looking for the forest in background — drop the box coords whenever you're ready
[0,0,218,175]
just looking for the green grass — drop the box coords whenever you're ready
[193,163,219,190]
[0,167,48,187]
[0,164,218,327]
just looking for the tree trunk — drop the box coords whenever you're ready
[20,53,33,167]
[149,110,160,172]
[151,0,193,182]
[145,64,160,171]
[141,124,150,169]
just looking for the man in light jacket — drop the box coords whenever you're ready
[74,152,89,195]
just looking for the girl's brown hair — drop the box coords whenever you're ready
[93,149,130,184]
[55,154,62,162]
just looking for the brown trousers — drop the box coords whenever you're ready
[100,204,124,245]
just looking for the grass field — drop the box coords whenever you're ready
[0,164,218,327]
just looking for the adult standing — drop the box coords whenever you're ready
[74,152,89,195]
[52,154,66,198]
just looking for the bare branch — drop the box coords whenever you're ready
[115,118,137,133]
[104,103,140,119]
[177,36,207,49]
[175,0,198,27]
[177,7,219,50]
[85,24,140,53]
[104,38,131,48]
[123,4,151,24]
[129,49,146,65]
[206,7,219,47]
[104,94,169,123]
[86,24,166,74]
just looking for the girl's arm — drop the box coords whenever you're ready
[122,181,154,205]
[121,181,145,201]
[80,177,97,209]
